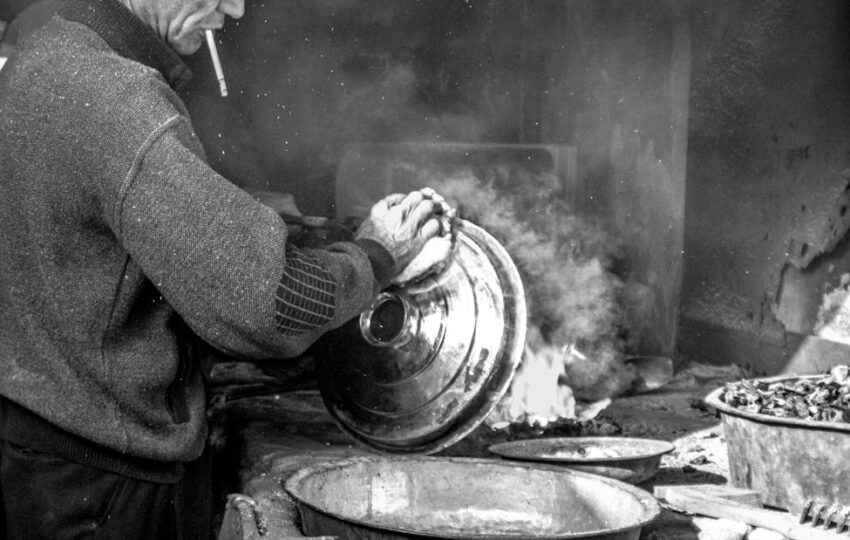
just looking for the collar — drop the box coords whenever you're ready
[57,0,192,90]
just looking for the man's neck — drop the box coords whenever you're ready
[58,0,191,89]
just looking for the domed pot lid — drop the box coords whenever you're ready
[313,219,527,454]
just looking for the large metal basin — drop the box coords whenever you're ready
[705,375,850,513]
[284,456,660,540]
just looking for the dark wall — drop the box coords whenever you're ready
[539,1,691,358]
[183,1,555,216]
[679,0,850,374]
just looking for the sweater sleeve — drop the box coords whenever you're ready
[111,115,383,359]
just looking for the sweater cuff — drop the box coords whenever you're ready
[355,239,395,290]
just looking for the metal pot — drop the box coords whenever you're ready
[284,456,661,540]
[705,376,850,514]
[313,220,527,454]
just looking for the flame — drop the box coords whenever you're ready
[495,332,577,426]
[487,327,613,427]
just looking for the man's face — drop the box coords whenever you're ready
[128,0,245,55]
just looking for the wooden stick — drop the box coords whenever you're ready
[655,486,848,540]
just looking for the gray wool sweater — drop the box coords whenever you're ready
[0,0,392,463]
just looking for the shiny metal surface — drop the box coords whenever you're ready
[284,456,660,540]
[705,378,850,514]
[488,437,674,485]
[314,220,526,454]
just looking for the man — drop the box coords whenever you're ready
[0,0,448,538]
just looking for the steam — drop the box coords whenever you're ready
[423,170,636,424]
[431,173,621,344]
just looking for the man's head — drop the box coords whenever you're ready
[119,0,244,55]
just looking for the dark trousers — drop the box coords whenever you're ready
[0,440,213,540]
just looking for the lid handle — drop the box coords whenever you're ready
[359,292,418,348]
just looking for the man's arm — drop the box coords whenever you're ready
[111,119,385,359]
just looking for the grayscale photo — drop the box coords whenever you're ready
[0,1,848,538]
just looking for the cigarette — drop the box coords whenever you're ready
[205,29,228,98]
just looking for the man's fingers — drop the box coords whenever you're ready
[384,193,406,207]
[394,190,425,217]
[370,193,405,219]
[383,189,450,219]
[418,189,452,217]
[392,234,454,285]
[419,187,447,204]
[407,199,440,230]
[418,216,443,240]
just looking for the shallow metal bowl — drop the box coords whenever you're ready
[488,437,675,484]
[284,456,660,540]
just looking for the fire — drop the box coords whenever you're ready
[488,327,576,427]
[428,170,629,427]
[487,326,614,428]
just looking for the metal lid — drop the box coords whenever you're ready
[313,219,527,454]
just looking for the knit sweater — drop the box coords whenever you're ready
[0,0,392,463]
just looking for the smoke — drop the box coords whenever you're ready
[223,1,493,166]
[424,169,637,404]
[431,173,621,342]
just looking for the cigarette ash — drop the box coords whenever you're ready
[425,170,638,427]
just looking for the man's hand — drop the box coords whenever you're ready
[355,188,452,281]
